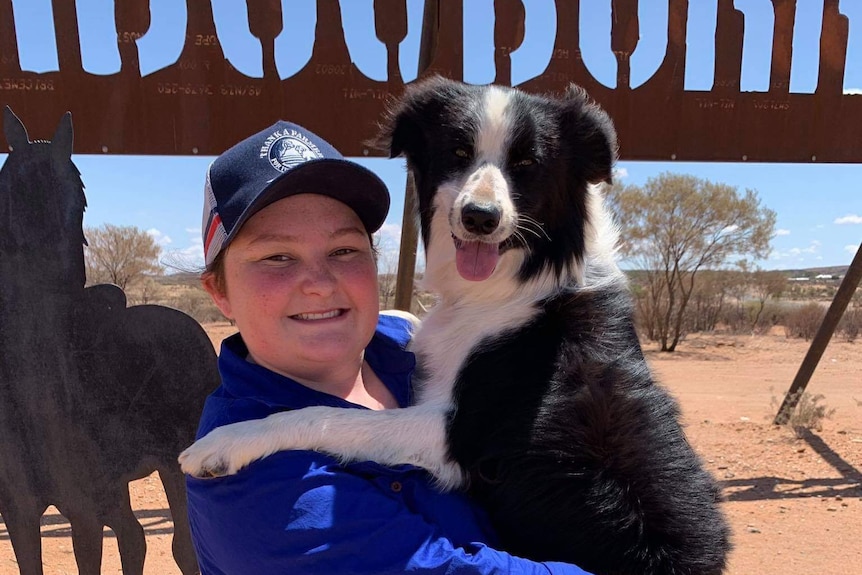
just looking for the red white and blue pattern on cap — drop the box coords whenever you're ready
[202,165,227,266]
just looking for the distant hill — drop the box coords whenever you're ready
[158,266,851,286]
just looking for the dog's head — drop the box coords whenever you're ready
[379,77,619,297]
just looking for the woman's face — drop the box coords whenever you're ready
[205,193,380,382]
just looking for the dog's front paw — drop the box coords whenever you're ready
[178,421,268,478]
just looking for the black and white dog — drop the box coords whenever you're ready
[180,77,730,574]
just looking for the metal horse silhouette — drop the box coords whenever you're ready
[0,108,219,574]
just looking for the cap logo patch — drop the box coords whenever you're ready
[259,129,323,173]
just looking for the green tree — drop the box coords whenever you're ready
[607,173,776,351]
[84,224,162,290]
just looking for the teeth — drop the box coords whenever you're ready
[451,232,512,254]
[294,310,341,320]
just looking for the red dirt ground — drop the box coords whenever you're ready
[1,325,859,574]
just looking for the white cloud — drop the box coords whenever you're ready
[834,214,862,225]
[147,228,172,246]
[375,223,402,268]
[775,228,790,236]
[844,88,862,95]
[846,244,861,254]
[162,242,205,273]
[721,224,739,234]
[178,243,204,262]
[377,222,403,243]
[373,222,427,272]
[771,240,820,260]
[161,226,205,272]
[613,167,629,180]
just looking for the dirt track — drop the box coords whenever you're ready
[1,327,860,574]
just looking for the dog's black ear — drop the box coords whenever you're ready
[559,84,618,185]
[372,75,458,161]
[379,98,424,160]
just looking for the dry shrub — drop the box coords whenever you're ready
[167,287,226,324]
[629,282,654,338]
[125,277,164,306]
[783,302,826,340]
[771,390,836,438]
[715,303,747,334]
[710,301,789,335]
[838,308,861,342]
[752,301,791,334]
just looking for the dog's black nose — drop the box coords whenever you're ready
[461,204,501,235]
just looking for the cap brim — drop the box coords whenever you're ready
[225,158,390,248]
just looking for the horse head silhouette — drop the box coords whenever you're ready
[1,107,87,292]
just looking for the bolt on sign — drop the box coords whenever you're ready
[1,0,861,162]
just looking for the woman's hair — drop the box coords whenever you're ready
[202,231,380,296]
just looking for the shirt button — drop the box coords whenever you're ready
[390,481,402,493]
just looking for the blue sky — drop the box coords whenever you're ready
[4,0,862,271]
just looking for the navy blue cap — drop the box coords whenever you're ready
[203,121,390,265]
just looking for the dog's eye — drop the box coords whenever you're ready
[513,158,535,168]
[454,148,471,159]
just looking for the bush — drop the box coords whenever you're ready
[752,301,791,334]
[126,277,164,306]
[838,307,861,342]
[771,391,836,438]
[167,287,226,324]
[715,303,747,334]
[783,302,826,340]
[710,301,789,335]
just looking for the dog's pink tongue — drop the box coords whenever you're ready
[455,240,500,281]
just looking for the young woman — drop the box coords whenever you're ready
[186,120,593,574]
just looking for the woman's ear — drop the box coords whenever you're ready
[201,272,234,320]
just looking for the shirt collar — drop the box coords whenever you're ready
[217,316,416,410]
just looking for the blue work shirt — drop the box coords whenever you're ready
[186,314,592,574]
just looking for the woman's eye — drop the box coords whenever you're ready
[331,248,357,257]
[263,254,292,262]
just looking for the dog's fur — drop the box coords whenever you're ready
[180,77,731,574]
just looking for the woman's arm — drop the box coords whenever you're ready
[187,450,592,575]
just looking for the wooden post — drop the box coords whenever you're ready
[774,241,862,424]
[393,172,419,311]
[393,0,438,312]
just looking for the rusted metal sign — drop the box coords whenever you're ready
[0,0,860,162]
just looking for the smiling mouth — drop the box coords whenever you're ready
[291,310,345,321]
[451,234,516,282]
[451,234,515,254]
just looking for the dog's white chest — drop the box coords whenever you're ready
[411,298,541,406]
